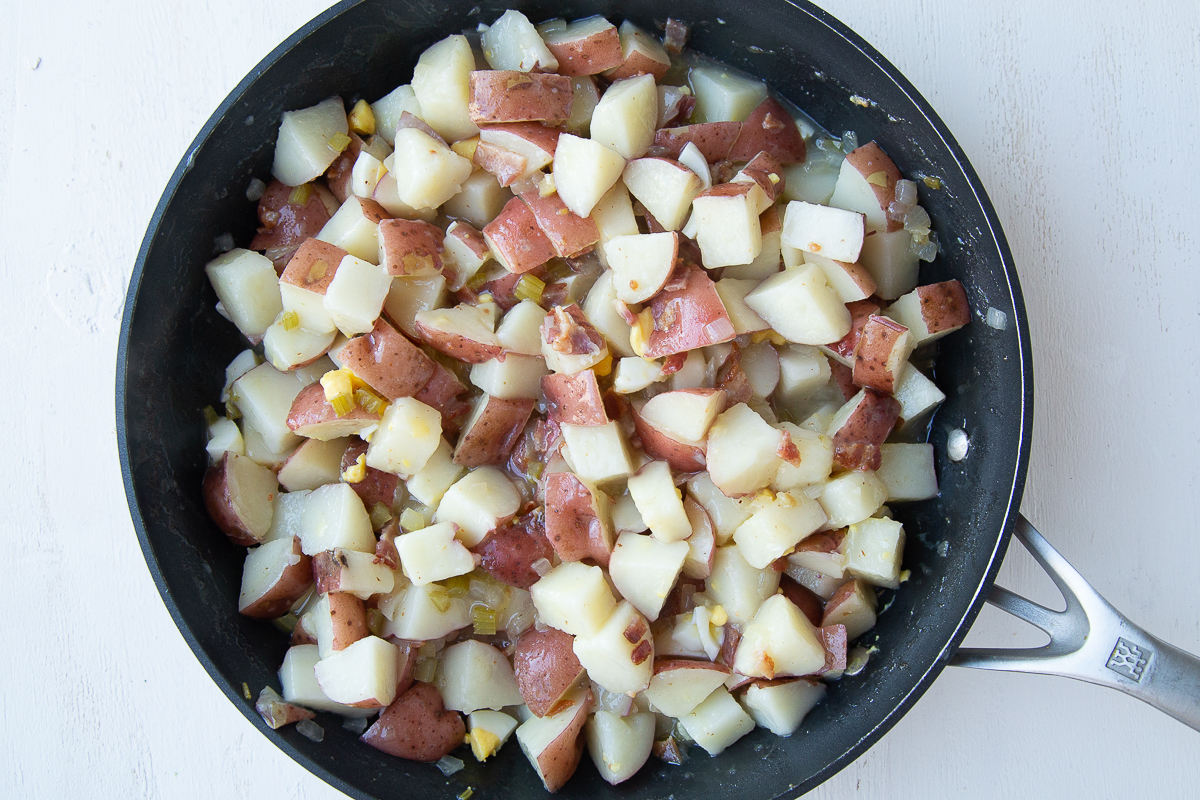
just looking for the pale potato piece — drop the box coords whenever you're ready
[383,275,448,339]
[876,442,939,501]
[771,423,834,490]
[470,354,549,399]
[496,299,547,355]
[572,600,653,694]
[780,200,865,263]
[732,492,827,569]
[678,686,755,755]
[387,128,474,210]
[689,183,766,268]
[744,264,851,346]
[231,363,307,454]
[560,421,634,485]
[298,482,376,555]
[819,470,888,529]
[205,249,283,342]
[603,232,679,304]
[705,544,780,624]
[586,710,655,786]
[371,84,422,146]
[396,521,475,585]
[551,133,626,218]
[411,34,478,142]
[608,531,688,621]
[580,271,635,357]
[433,466,520,547]
[733,594,826,678]
[404,438,464,507]
[314,635,399,708]
[443,169,511,230]
[589,74,658,159]
[714,278,771,335]
[622,157,703,232]
[279,644,376,717]
[436,639,525,713]
[843,517,906,589]
[741,678,826,736]
[644,660,730,718]
[685,472,752,545]
[857,227,919,300]
[272,96,349,186]
[531,562,617,637]
[382,582,471,640]
[706,403,782,496]
[689,66,768,123]
[365,397,443,477]
[322,254,392,336]
[316,196,389,263]
[481,9,559,72]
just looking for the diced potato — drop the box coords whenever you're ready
[689,183,765,268]
[468,710,519,761]
[383,275,447,339]
[689,66,768,123]
[433,466,520,546]
[775,344,832,405]
[298,482,376,555]
[741,678,826,736]
[843,517,905,589]
[205,416,245,463]
[589,74,658,159]
[771,423,834,490]
[316,197,388,263]
[272,96,349,186]
[382,582,471,640]
[705,544,780,624]
[581,271,635,358]
[644,661,730,718]
[560,421,634,484]
[530,562,617,637]
[470,354,549,399]
[678,686,755,755]
[705,403,782,496]
[858,228,919,300]
[496,299,548,355]
[876,442,938,501]
[745,264,851,346]
[405,438,463,507]
[608,531,688,620]
[205,249,282,342]
[733,594,826,678]
[572,601,653,694]
[732,492,827,569]
[818,470,888,529]
[436,640,525,713]
[411,34,478,142]
[622,157,703,232]
[481,10,559,72]
[443,170,511,230]
[612,357,663,393]
[780,200,865,263]
[714,279,771,335]
[551,133,626,218]
[892,364,947,429]
[626,461,691,543]
[685,472,752,545]
[396,521,475,585]
[262,318,335,372]
[322,254,391,336]
[371,84,422,146]
[640,389,725,444]
[365,397,443,477]
[231,363,306,454]
[586,710,655,786]
[603,232,679,304]
[279,644,375,717]
[388,128,474,209]
[314,635,399,708]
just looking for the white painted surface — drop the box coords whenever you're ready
[2,0,1198,798]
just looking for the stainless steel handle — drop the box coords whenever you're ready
[951,514,1200,731]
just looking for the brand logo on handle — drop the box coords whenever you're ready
[1106,637,1150,682]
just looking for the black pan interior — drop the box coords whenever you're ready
[117,1,1033,797]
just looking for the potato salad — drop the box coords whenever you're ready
[201,9,972,793]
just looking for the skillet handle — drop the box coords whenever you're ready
[951,515,1200,732]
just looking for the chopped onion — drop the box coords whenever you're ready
[246,177,267,202]
[986,307,1009,330]
[903,205,931,233]
[840,130,858,153]
[531,558,552,577]
[947,428,970,462]
[436,755,465,776]
[296,719,325,742]
[894,178,918,206]
[213,232,235,254]
[803,483,825,500]
[844,646,873,677]
[342,716,369,734]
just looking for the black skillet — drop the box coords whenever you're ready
[121,1,1194,797]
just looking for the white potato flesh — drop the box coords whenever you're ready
[383,275,447,338]
[572,600,653,694]
[603,232,678,304]
[644,662,729,718]
[608,531,688,620]
[322,255,391,336]
[885,289,966,345]
[733,492,827,569]
[613,357,663,393]
[515,689,589,790]
[580,271,635,357]
[690,189,763,268]
[771,423,834,490]
[240,417,296,469]
[740,342,781,398]
[819,470,888,529]
[782,158,840,205]
[683,499,717,579]
[689,67,767,123]
[316,199,383,263]
[231,363,306,454]
[530,562,617,637]
[481,9,558,72]
[371,84,422,145]
[560,421,634,485]
[387,128,474,209]
[278,438,346,492]
[780,200,865,263]
[586,711,655,786]
[714,279,771,335]
[262,318,335,372]
[844,517,905,589]
[676,142,712,189]
[439,223,490,292]
[277,281,332,334]
[206,249,283,343]
[590,183,640,260]
[411,34,478,142]
[278,644,375,717]
[876,443,939,502]
[365,397,442,477]
[626,461,691,544]
[206,417,245,463]
[314,635,399,707]
[238,536,303,612]
[350,151,387,199]
[775,344,832,404]
[215,452,278,541]
[495,299,546,355]
[540,324,610,375]
[654,611,713,660]
[803,251,874,304]
[641,389,724,444]
[741,679,827,736]
[785,563,843,600]
[468,709,519,758]
[552,133,626,218]
[222,349,261,401]
[823,579,877,639]
[396,521,475,585]
[744,264,851,346]
[272,96,349,186]
[668,350,707,391]
[436,640,525,713]
[443,169,510,230]
[405,438,463,507]
[892,364,947,429]
[858,227,919,300]
[433,466,520,547]
[828,156,890,233]
[298,482,376,555]
[612,493,648,534]
[316,548,394,598]
[679,686,755,755]
[787,542,848,580]
[470,354,548,399]
[705,545,780,624]
[382,582,470,640]
[589,74,658,159]
[734,594,826,678]
[685,472,752,545]
[706,403,783,496]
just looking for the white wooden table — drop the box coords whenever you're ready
[3,0,1197,797]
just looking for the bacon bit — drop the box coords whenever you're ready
[661,353,687,375]
[653,737,685,765]
[761,112,786,133]
[664,17,690,54]
[630,639,653,665]
[374,520,400,569]
[777,430,802,466]
[715,345,753,405]
[541,304,603,355]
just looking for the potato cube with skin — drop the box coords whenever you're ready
[883,280,972,345]
[590,74,658,159]
[821,579,878,640]
[580,272,635,358]
[433,466,520,547]
[405,438,463,507]
[613,357,663,393]
[640,388,725,445]
[238,536,312,618]
[279,239,348,334]
[772,423,834,490]
[314,635,400,709]
[411,34,478,142]
[705,403,783,496]
[775,344,832,405]
[298,482,377,555]
[690,66,768,124]
[443,170,510,230]
[483,196,557,274]
[279,645,376,717]
[387,128,473,210]
[414,303,504,364]
[827,141,903,234]
[560,421,634,485]
[468,710,520,761]
[377,218,444,277]
[622,158,704,233]
[603,232,679,304]
[679,686,756,756]
[745,264,851,346]
[316,197,389,263]
[311,547,394,599]
[383,275,447,339]
[395,521,475,585]
[892,364,947,429]
[626,461,691,544]
[552,133,627,218]
[382,582,471,641]
[542,15,622,76]
[844,517,906,589]
[828,387,901,471]
[733,492,828,569]
[519,189,600,259]
[734,594,826,678]
[741,678,827,736]
[686,472,752,545]
[515,688,592,793]
[781,200,865,263]
[530,562,617,638]
[876,443,939,502]
[803,250,876,304]
[321,254,391,336]
[496,299,547,355]
[586,710,655,787]
[371,84,422,146]
[204,451,278,546]
[309,591,369,658]
[481,10,559,72]
[470,355,548,399]
[852,315,914,395]
[641,266,737,359]
[605,20,671,81]
[262,321,335,372]
[272,96,350,187]
[436,640,525,713]
[205,249,283,342]
[453,393,535,467]
[365,397,443,477]
[819,470,888,529]
[540,304,610,374]
[608,531,689,621]
[572,600,654,694]
[690,183,766,268]
[644,659,731,718]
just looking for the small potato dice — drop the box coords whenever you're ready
[388,128,474,210]
[298,482,376,555]
[405,438,463,507]
[883,280,972,345]
[317,196,390,264]
[622,157,703,232]
[382,583,470,641]
[469,70,574,125]
[436,639,525,713]
[781,200,865,263]
[689,183,766,268]
[678,686,755,755]
[732,492,827,569]
[741,678,826,736]
[744,264,851,346]
[705,544,780,624]
[705,403,783,496]
[818,470,888,529]
[205,249,283,342]
[279,644,375,717]
[272,96,350,187]
[689,66,768,123]
[314,635,400,708]
[733,594,826,678]
[530,562,616,637]
[481,10,559,72]
[433,466,520,547]
[411,34,478,142]
[322,254,392,336]
[238,535,312,618]
[589,74,658,159]
[560,421,634,485]
[626,461,691,543]
[608,531,688,620]
[542,15,623,76]
[875,443,939,502]
[843,517,905,589]
[552,133,627,218]
[827,141,903,233]
[365,396,443,477]
[396,521,475,585]
[571,600,653,694]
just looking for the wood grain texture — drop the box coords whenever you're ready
[2,0,1198,798]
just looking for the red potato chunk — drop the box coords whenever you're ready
[818,624,848,676]
[361,682,465,762]
[605,21,671,81]
[831,389,901,471]
[286,382,382,440]
[840,141,904,232]
[541,303,606,358]
[630,403,707,472]
[472,140,528,187]
[778,574,825,627]
[520,190,600,259]
[239,536,313,618]
[324,133,365,203]
[249,180,334,264]
[544,471,614,567]
[279,238,347,295]
[852,314,912,394]
[474,508,554,589]
[378,218,445,277]
[542,370,607,426]
[325,591,370,653]
[650,122,742,163]
[484,196,558,274]
[468,71,574,125]
[514,628,587,717]
[338,317,436,400]
[413,306,506,363]
[828,299,882,363]
[830,359,858,401]
[735,151,788,203]
[340,439,400,510]
[543,17,623,76]
[642,266,737,358]
[412,363,472,432]
[453,394,537,467]
[203,451,278,546]
[729,96,806,164]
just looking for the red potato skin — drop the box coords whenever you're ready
[832,389,901,471]
[643,266,736,358]
[286,382,382,435]
[392,640,417,698]
[543,471,613,567]
[239,536,314,618]
[852,314,910,394]
[361,682,465,762]
[845,142,903,232]
[545,25,623,76]
[652,657,731,678]
[249,180,334,262]
[735,151,788,202]
[375,519,400,570]
[631,404,707,472]
[483,196,558,274]
[513,628,587,717]
[829,299,882,362]
[715,345,754,406]
[650,123,742,163]
[829,360,858,402]
[818,624,848,675]
[468,71,574,125]
[278,237,348,294]
[717,623,742,670]
[412,363,472,433]
[474,507,554,589]
[778,574,825,627]
[479,122,561,158]
[378,218,446,277]
[541,370,607,426]
[340,440,400,510]
[453,395,537,467]
[339,318,437,400]
[324,133,364,203]
[796,528,846,555]
[472,140,528,187]
[394,110,446,146]
[657,91,696,128]
[729,96,806,164]
[326,591,370,652]
[291,615,317,646]
[203,453,272,547]
[534,691,593,792]
[520,190,600,259]
[413,317,505,364]
[916,280,972,334]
